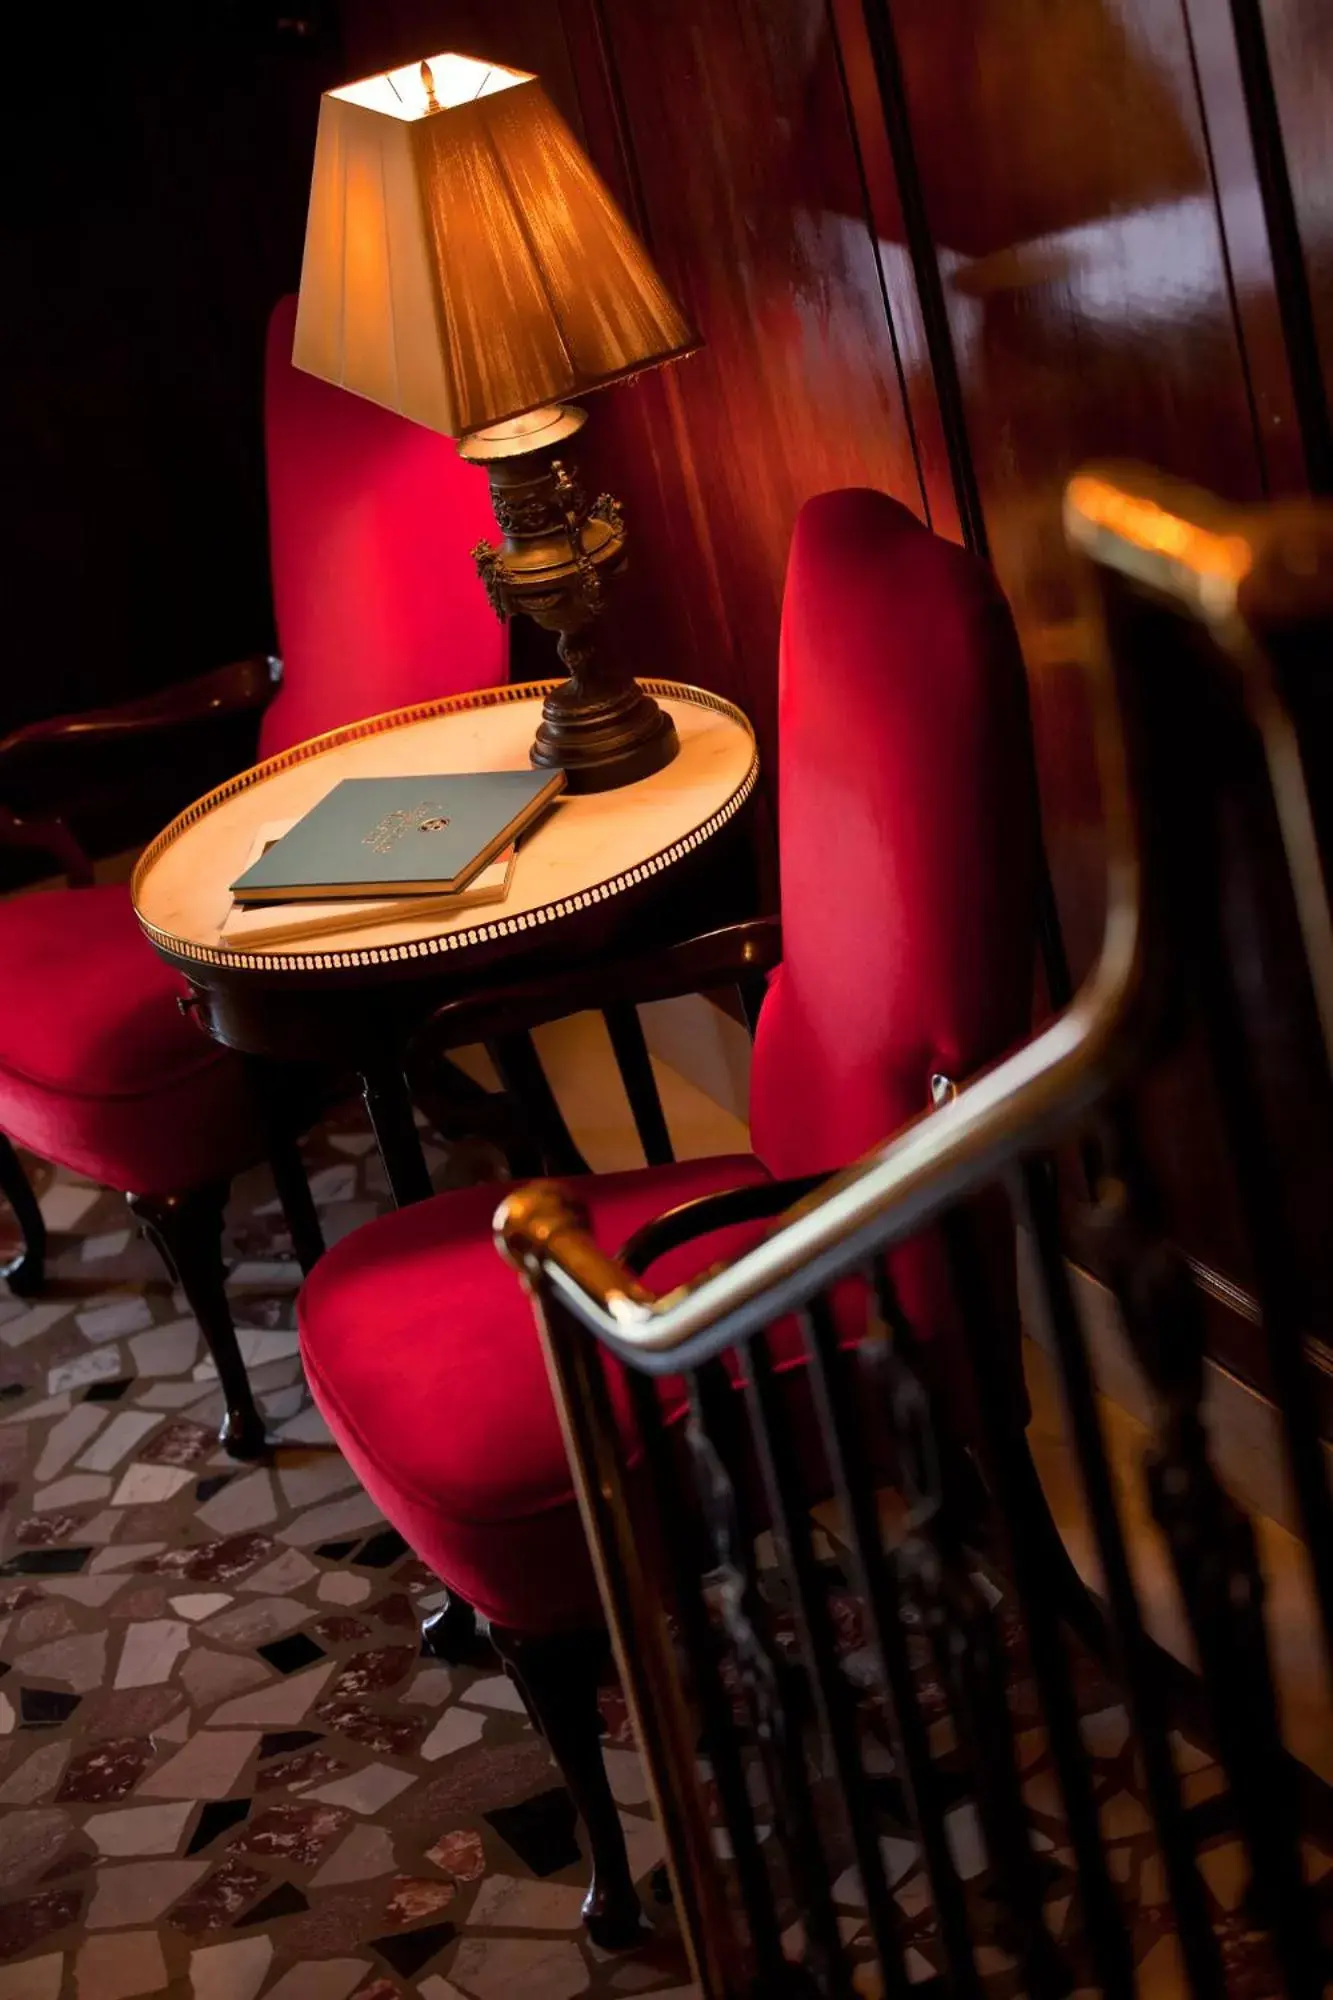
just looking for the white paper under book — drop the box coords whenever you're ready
[218,823,516,951]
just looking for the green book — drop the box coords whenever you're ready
[229,770,565,904]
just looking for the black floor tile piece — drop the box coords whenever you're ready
[187,1798,252,1854]
[195,1475,233,1504]
[314,1540,358,1561]
[257,1730,322,1761]
[20,1687,81,1727]
[241,1882,308,1926]
[257,1632,326,1675]
[372,1921,457,1978]
[1,1548,91,1577]
[0,1383,24,1401]
[354,1529,409,1569]
[484,1786,581,1877]
[83,1379,131,1402]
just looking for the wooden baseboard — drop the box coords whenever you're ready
[1019,1231,1333,1537]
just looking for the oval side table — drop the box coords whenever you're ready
[133,679,759,1206]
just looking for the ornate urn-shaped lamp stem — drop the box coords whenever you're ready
[463,405,677,792]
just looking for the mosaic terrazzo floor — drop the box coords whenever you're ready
[1,1094,1329,1999]
[0,1108,690,2000]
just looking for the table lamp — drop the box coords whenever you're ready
[293,52,700,791]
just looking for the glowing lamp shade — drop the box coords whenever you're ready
[293,52,698,440]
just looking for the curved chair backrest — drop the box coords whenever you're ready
[258,294,507,760]
[750,490,1040,1399]
[750,487,1040,1181]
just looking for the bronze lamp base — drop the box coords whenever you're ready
[461,405,678,793]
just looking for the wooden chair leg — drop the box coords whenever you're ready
[602,1004,674,1167]
[246,1058,325,1276]
[489,1622,645,1950]
[489,1033,590,1177]
[0,1133,46,1298]
[127,1183,266,1461]
[409,1052,547,1182]
[421,1591,487,1664]
[737,971,767,1038]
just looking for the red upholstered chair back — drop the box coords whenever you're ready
[258,295,507,760]
[750,488,1040,1179]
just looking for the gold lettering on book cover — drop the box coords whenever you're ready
[362,804,451,855]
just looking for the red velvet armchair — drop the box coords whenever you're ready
[0,294,506,1455]
[296,488,1043,1944]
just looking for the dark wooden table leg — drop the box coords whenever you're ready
[0,1133,47,1298]
[360,1053,434,1207]
[267,1124,326,1277]
[246,1061,326,1276]
[128,1183,267,1460]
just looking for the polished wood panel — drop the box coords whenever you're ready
[824,0,966,544]
[1258,0,1333,443]
[551,0,932,775]
[876,0,1279,981]
[1177,0,1310,494]
[872,0,1327,1406]
[884,0,1270,649]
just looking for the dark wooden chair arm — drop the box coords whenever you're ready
[616,1172,831,1277]
[415,916,783,1055]
[0,804,94,887]
[0,654,280,770]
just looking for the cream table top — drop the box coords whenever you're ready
[132,679,759,980]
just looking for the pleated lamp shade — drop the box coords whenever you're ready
[293,52,699,440]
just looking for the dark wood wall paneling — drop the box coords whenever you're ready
[550,0,933,780]
[1253,0,1333,475]
[864,0,1333,1404]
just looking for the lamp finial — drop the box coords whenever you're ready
[420,59,440,113]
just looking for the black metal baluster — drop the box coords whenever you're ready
[1090,1108,1324,1996]
[533,1292,747,1997]
[798,1298,985,2000]
[686,1363,852,1996]
[1020,1145,1227,1999]
[976,1175,1130,1999]
[900,1232,1071,2000]
[744,1330,916,1999]
[625,1369,789,1992]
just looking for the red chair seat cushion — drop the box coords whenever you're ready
[0,885,262,1193]
[298,1155,776,1632]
